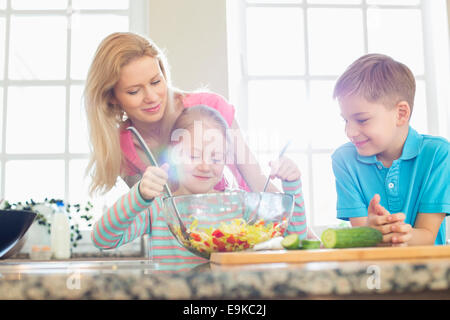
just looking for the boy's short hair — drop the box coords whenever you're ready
[333,53,416,114]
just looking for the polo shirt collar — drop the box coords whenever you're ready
[399,126,422,160]
[356,126,422,164]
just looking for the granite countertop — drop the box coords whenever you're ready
[1,255,450,299]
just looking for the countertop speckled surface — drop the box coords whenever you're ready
[1,255,450,299]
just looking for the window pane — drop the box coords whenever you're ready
[246,7,304,75]
[5,160,64,203]
[68,159,97,229]
[0,0,5,9]
[307,0,361,4]
[11,0,68,10]
[308,81,347,148]
[71,14,128,80]
[247,80,308,149]
[410,80,427,134]
[68,159,90,205]
[7,86,65,153]
[70,85,89,153]
[9,16,67,80]
[312,153,341,226]
[0,18,5,80]
[70,158,129,228]
[308,8,364,75]
[367,0,420,5]
[367,9,424,74]
[72,0,129,10]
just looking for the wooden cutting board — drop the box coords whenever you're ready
[210,245,450,265]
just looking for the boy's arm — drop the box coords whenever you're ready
[350,217,368,226]
[404,141,450,245]
[391,213,446,245]
[364,194,446,245]
[91,182,153,249]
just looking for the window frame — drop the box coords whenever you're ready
[227,0,450,232]
[0,1,148,252]
[0,0,149,200]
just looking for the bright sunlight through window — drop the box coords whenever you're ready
[227,0,450,232]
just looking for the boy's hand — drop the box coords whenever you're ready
[268,156,301,182]
[139,163,170,201]
[367,194,412,245]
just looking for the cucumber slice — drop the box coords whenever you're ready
[321,227,382,248]
[301,239,321,250]
[281,234,300,250]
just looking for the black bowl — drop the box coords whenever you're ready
[0,209,36,259]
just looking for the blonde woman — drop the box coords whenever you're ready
[84,32,278,198]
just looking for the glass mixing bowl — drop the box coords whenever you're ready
[162,191,294,258]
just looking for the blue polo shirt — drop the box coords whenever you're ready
[332,127,450,245]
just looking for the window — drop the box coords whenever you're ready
[0,0,149,227]
[227,0,450,231]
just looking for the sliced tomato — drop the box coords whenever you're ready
[226,235,236,244]
[212,229,225,238]
[191,233,201,241]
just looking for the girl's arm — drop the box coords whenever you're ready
[282,179,307,240]
[91,182,154,249]
[230,119,280,193]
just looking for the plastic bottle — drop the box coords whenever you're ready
[50,201,71,259]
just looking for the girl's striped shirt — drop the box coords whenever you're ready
[91,178,307,267]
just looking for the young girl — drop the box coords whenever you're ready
[91,105,310,268]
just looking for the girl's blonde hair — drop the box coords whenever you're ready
[168,105,231,190]
[170,105,229,138]
[84,32,180,195]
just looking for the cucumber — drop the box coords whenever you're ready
[281,234,300,250]
[321,227,382,248]
[301,239,321,250]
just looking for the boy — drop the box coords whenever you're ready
[331,53,450,245]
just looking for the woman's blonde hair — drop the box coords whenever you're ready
[84,32,179,195]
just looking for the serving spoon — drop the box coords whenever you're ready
[126,126,191,241]
[262,140,292,192]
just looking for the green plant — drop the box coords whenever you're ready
[1,198,94,248]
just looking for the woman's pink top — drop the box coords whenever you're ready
[119,92,250,191]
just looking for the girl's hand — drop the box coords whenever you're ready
[139,163,170,201]
[367,194,411,245]
[268,156,301,182]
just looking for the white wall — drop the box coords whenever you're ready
[147,0,229,98]
[448,0,450,36]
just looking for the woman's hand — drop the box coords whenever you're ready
[268,156,301,182]
[367,194,412,245]
[138,163,170,201]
